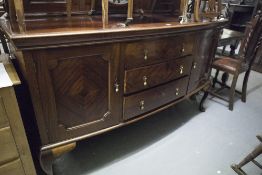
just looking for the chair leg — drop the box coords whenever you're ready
[229,73,239,111]
[212,69,219,88]
[221,72,229,86]
[241,69,251,103]
[232,143,262,169]
[231,164,247,175]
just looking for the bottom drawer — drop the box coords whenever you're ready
[123,76,189,120]
[0,159,24,175]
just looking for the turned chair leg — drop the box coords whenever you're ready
[229,73,239,111]
[221,72,229,86]
[241,69,251,103]
[212,69,219,88]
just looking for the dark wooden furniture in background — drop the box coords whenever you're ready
[211,12,262,110]
[0,54,36,175]
[0,0,226,174]
[221,0,259,32]
[231,135,262,175]
[194,0,222,22]
[228,3,256,31]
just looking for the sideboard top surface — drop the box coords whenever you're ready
[0,15,227,50]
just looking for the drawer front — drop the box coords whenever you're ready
[0,127,19,165]
[124,76,189,120]
[0,96,9,128]
[0,159,25,175]
[125,56,193,94]
[123,34,195,69]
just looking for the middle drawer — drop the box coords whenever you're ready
[124,56,193,94]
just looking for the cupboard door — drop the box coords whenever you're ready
[33,44,122,144]
[187,29,220,93]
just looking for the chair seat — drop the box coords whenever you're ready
[212,56,247,74]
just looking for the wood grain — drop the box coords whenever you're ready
[123,34,195,70]
[125,56,193,94]
[124,76,189,120]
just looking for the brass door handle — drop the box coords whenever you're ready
[143,76,148,86]
[181,45,185,53]
[180,65,184,74]
[140,100,145,110]
[193,62,197,69]
[176,88,180,96]
[114,82,119,93]
[144,49,148,60]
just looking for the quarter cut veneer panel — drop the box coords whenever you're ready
[125,56,193,94]
[50,54,109,128]
[33,45,121,143]
[123,76,189,120]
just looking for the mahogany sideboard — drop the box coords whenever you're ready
[0,14,226,174]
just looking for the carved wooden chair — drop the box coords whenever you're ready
[66,0,134,26]
[194,0,222,22]
[231,135,262,175]
[211,11,262,110]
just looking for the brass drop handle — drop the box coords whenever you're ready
[114,81,119,93]
[140,100,145,110]
[144,49,148,60]
[181,45,185,53]
[143,76,148,86]
[193,62,197,69]
[180,65,184,74]
[176,88,180,96]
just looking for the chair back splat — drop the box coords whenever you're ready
[239,11,262,67]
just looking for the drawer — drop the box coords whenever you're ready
[0,97,9,128]
[123,34,195,69]
[0,127,19,165]
[125,56,193,94]
[0,159,25,175]
[123,76,189,120]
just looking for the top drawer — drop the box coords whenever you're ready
[123,34,195,69]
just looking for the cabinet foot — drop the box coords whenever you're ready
[199,84,210,112]
[40,142,76,175]
[199,91,209,112]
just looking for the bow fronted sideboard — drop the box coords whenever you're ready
[0,2,227,173]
